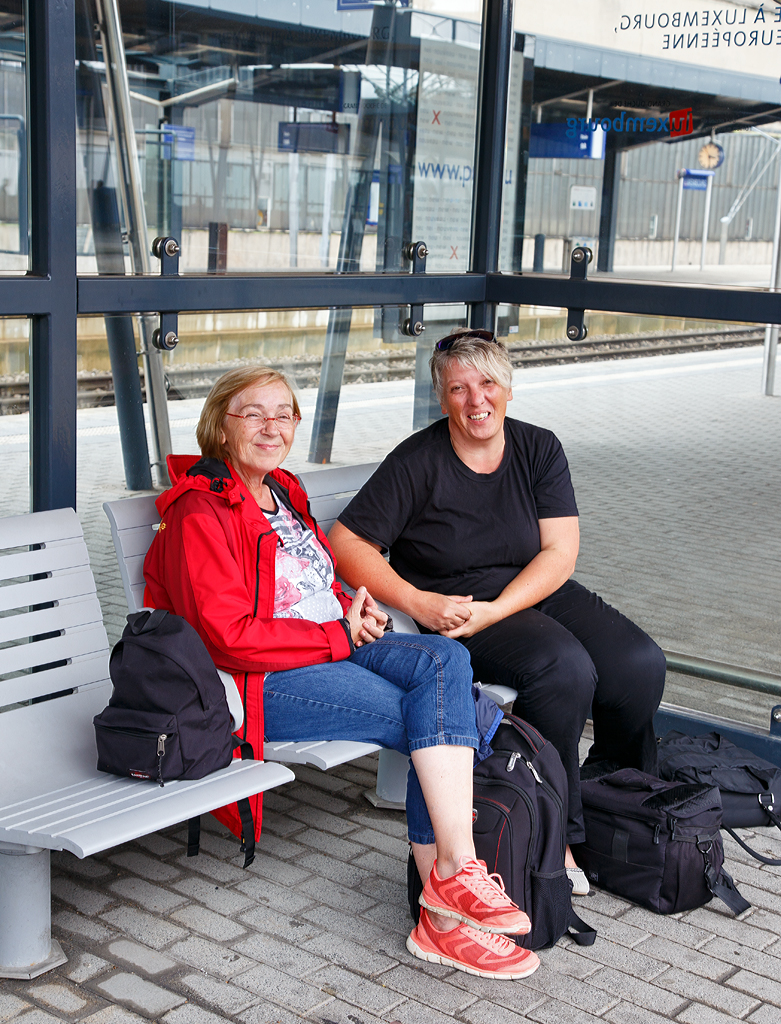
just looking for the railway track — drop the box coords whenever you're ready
[0,327,764,414]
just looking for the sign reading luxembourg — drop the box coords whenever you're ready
[516,2,781,79]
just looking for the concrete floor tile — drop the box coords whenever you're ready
[237,1000,318,1024]
[378,964,476,1014]
[100,905,188,949]
[52,910,116,945]
[169,876,256,916]
[232,963,332,1012]
[308,964,407,1014]
[170,904,248,943]
[161,1005,231,1024]
[526,997,606,1023]
[50,878,115,917]
[61,952,112,985]
[653,965,760,1017]
[25,983,88,1015]
[109,877,188,915]
[167,936,256,979]
[230,933,328,978]
[107,939,177,975]
[93,973,186,1016]
[0,994,32,1021]
[81,1007,147,1023]
[726,968,781,1007]
[237,904,323,944]
[460,1000,548,1024]
[178,972,259,1015]
[301,931,398,977]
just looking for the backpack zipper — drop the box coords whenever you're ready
[157,733,167,787]
[498,746,567,864]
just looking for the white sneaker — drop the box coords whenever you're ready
[567,866,590,896]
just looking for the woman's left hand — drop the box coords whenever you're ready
[349,588,388,647]
[440,601,499,639]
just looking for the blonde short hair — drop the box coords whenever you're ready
[196,366,301,460]
[429,329,513,404]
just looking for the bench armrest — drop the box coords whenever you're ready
[217,669,244,732]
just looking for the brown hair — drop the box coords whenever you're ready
[196,366,301,460]
[429,329,513,404]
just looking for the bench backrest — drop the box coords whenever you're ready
[0,507,111,751]
[104,464,380,613]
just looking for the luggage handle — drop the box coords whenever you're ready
[127,608,168,634]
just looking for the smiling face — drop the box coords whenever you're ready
[220,380,299,485]
[440,359,513,449]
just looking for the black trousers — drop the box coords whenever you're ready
[460,579,666,844]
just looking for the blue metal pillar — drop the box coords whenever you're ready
[29,0,78,512]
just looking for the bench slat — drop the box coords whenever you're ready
[0,596,104,645]
[104,495,159,532]
[0,569,97,615]
[0,652,109,707]
[0,624,108,676]
[0,508,83,549]
[0,540,91,584]
[0,761,293,858]
[264,740,380,770]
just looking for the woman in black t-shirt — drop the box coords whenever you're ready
[330,330,666,895]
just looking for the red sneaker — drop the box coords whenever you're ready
[407,909,540,979]
[419,856,530,935]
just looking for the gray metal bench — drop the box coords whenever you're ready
[0,508,294,981]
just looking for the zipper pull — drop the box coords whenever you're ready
[157,734,167,788]
[506,752,521,772]
[526,760,543,784]
[653,824,660,845]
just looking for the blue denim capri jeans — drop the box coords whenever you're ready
[263,632,477,844]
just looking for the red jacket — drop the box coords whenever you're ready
[143,454,353,838]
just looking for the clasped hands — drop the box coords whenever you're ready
[412,591,499,639]
[345,586,388,647]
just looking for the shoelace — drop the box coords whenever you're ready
[457,856,515,907]
[461,923,518,953]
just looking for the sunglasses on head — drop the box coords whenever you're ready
[435,329,498,351]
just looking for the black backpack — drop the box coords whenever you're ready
[658,730,781,866]
[94,609,256,866]
[407,714,596,951]
[577,766,750,915]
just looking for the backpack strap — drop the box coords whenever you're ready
[567,908,597,946]
[724,824,781,867]
[233,737,256,869]
[699,839,751,914]
[187,816,201,858]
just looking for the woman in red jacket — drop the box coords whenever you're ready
[143,366,539,981]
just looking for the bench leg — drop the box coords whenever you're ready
[364,748,408,811]
[0,844,67,979]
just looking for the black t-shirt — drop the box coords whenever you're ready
[338,417,578,602]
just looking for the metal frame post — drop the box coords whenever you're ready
[95,0,171,485]
[762,150,781,395]
[700,172,714,271]
[671,172,684,273]
[597,141,621,273]
[469,0,514,330]
[28,0,78,512]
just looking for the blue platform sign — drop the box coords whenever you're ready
[162,125,195,161]
[679,169,714,191]
[529,123,606,160]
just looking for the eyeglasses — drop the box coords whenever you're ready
[435,329,498,351]
[225,412,301,429]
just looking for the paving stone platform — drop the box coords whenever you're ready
[3,345,781,1022]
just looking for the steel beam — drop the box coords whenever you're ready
[28,0,78,512]
[78,272,486,315]
[469,0,513,330]
[486,273,781,325]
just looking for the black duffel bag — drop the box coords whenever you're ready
[577,766,750,915]
[658,730,781,866]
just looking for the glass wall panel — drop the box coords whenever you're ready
[0,317,29,515]
[75,0,481,275]
[0,1,27,273]
[503,2,781,290]
[504,304,778,728]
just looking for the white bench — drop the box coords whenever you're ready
[105,463,516,810]
[0,508,294,981]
